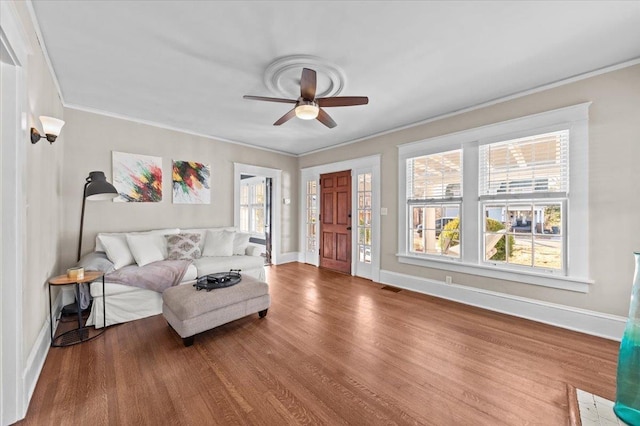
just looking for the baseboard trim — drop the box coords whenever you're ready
[22,290,61,417]
[275,252,301,265]
[379,270,626,341]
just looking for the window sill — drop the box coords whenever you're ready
[396,253,592,293]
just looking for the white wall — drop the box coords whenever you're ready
[1,1,65,423]
[19,5,65,361]
[59,108,299,270]
[300,64,640,318]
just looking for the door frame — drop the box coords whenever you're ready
[319,170,352,274]
[300,155,381,281]
[233,163,281,265]
[1,2,29,423]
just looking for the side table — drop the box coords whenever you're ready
[48,271,106,347]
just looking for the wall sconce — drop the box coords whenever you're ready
[31,116,65,144]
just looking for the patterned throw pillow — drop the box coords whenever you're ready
[165,233,202,260]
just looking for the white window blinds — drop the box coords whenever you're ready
[407,149,462,202]
[479,130,569,199]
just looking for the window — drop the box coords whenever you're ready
[479,131,568,271]
[306,180,318,253]
[407,150,462,258]
[397,103,590,291]
[239,177,265,237]
[357,173,372,263]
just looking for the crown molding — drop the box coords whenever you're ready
[26,0,65,104]
[63,103,297,157]
[299,57,640,157]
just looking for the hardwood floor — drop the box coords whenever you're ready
[19,263,619,425]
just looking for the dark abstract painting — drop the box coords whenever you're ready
[172,160,211,204]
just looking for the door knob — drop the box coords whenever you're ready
[346,226,352,230]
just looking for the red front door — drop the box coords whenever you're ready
[319,170,351,274]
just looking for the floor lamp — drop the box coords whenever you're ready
[77,171,118,261]
[63,171,118,316]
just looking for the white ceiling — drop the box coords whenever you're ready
[31,1,640,156]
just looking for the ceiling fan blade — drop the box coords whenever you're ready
[273,108,297,126]
[316,108,337,128]
[316,96,369,107]
[300,68,317,100]
[244,95,296,104]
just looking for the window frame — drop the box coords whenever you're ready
[356,172,373,264]
[406,149,463,259]
[239,176,266,238]
[408,202,463,258]
[397,103,591,292]
[305,179,318,255]
[479,198,567,272]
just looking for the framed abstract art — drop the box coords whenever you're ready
[172,160,211,204]
[112,151,163,202]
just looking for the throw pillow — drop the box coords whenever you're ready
[166,233,202,260]
[233,232,251,255]
[95,228,179,252]
[126,233,167,267]
[202,229,235,257]
[97,234,135,270]
[181,227,236,252]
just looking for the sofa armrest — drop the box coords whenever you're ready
[245,244,263,257]
[77,251,116,273]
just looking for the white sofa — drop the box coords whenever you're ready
[83,227,266,328]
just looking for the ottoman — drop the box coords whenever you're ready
[162,276,270,346]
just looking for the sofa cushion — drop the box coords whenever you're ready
[77,251,115,274]
[193,255,264,277]
[95,228,179,252]
[202,230,234,257]
[166,233,202,260]
[245,243,263,257]
[98,234,136,270]
[126,233,167,267]
[181,227,236,252]
[233,232,251,255]
[183,263,198,282]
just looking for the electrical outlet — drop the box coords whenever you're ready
[445,276,452,285]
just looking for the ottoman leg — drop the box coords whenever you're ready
[182,336,194,347]
[259,309,268,318]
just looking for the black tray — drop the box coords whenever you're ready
[194,269,241,291]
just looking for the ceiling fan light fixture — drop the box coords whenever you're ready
[295,102,319,120]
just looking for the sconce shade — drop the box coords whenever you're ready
[40,116,65,137]
[31,115,65,144]
[85,171,118,200]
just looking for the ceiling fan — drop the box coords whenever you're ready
[243,68,368,128]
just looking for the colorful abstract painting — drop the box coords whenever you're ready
[112,151,162,202]
[172,160,211,204]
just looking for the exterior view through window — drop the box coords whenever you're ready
[357,173,372,263]
[306,180,318,253]
[479,130,568,270]
[404,130,568,273]
[239,177,266,237]
[407,149,462,258]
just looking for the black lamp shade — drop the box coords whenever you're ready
[78,171,117,262]
[85,171,118,200]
